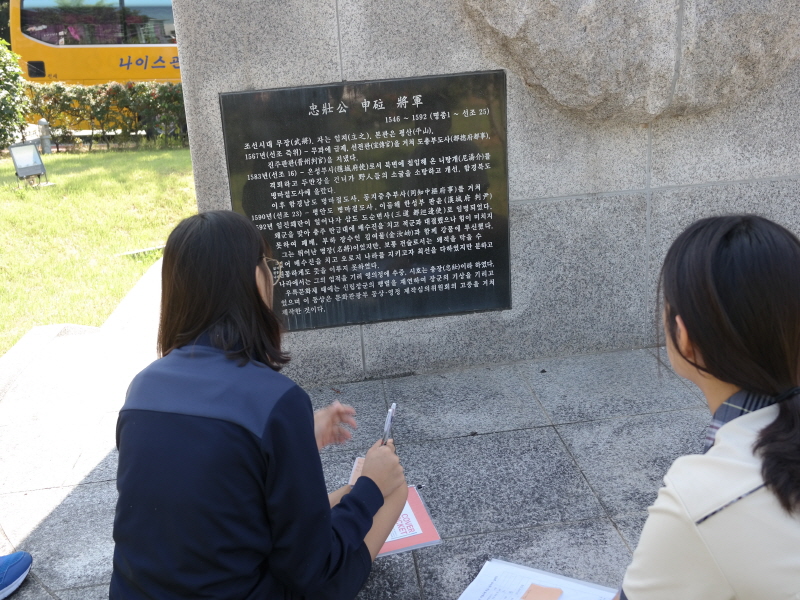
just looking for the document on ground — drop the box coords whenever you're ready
[457,559,617,600]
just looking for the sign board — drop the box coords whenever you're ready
[220,70,510,330]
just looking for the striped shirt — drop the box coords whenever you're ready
[703,390,775,452]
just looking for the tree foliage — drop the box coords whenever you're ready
[0,39,31,149]
[26,81,73,151]
[26,80,187,148]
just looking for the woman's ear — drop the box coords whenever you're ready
[674,315,696,363]
[255,264,273,309]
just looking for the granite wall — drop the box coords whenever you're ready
[172,0,800,385]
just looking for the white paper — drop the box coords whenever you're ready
[457,560,617,600]
[384,500,423,541]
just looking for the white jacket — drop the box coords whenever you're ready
[622,405,800,600]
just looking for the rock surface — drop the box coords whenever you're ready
[463,0,800,123]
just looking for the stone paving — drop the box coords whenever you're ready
[0,261,709,600]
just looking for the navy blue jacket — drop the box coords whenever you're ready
[110,341,384,599]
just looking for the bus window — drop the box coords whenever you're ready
[122,0,175,44]
[21,0,123,45]
[20,0,175,45]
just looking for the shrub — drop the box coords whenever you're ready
[25,80,187,149]
[116,81,160,140]
[26,82,73,151]
[155,83,187,142]
[0,39,31,149]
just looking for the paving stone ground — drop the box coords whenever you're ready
[0,261,709,599]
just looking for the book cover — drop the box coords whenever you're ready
[377,485,442,557]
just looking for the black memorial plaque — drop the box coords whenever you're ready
[220,70,510,331]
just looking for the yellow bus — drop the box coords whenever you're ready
[9,0,180,86]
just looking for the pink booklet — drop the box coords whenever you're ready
[377,485,442,557]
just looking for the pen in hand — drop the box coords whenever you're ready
[382,403,396,445]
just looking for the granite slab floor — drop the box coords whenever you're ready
[0,336,710,600]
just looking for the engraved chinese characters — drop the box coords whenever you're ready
[220,71,510,330]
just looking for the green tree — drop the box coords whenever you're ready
[0,39,30,149]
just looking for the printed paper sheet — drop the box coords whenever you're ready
[457,560,616,600]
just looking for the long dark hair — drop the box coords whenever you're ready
[158,210,289,369]
[660,214,800,513]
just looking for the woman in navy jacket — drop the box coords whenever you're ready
[111,210,408,600]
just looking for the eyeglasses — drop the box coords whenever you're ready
[260,256,282,283]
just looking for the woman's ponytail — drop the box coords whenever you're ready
[754,397,800,513]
